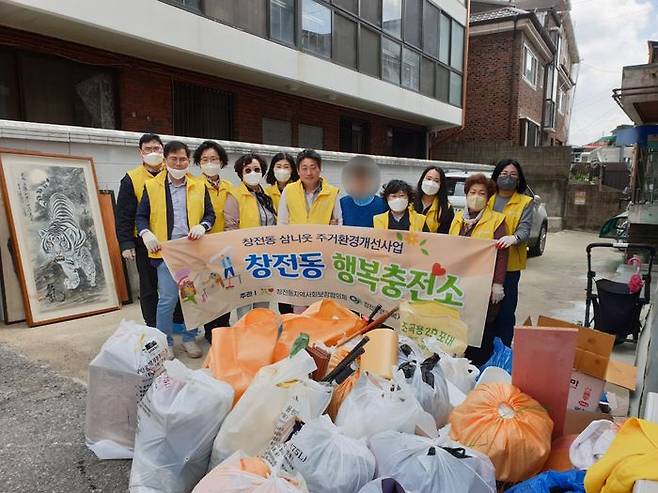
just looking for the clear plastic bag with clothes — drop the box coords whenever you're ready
[369,430,496,493]
[282,415,375,493]
[209,351,332,470]
[335,372,437,440]
[193,451,308,493]
[398,344,452,427]
[129,360,234,493]
[85,319,169,459]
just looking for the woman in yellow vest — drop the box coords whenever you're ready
[224,152,277,319]
[374,180,428,232]
[449,173,508,365]
[487,159,534,347]
[414,166,454,234]
[264,152,299,213]
[136,141,215,359]
[192,140,233,344]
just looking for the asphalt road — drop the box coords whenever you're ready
[0,345,130,492]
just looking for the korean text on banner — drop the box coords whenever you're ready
[160,225,496,347]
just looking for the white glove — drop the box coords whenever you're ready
[188,224,206,240]
[121,248,135,261]
[496,235,518,249]
[491,283,505,304]
[140,230,161,253]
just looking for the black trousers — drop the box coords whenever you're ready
[464,302,501,367]
[204,313,231,344]
[134,238,183,327]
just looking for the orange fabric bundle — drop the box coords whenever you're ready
[449,382,553,483]
[274,300,365,361]
[324,344,362,420]
[204,308,280,404]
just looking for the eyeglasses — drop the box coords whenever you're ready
[167,156,189,165]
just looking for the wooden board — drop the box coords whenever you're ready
[98,191,131,304]
[0,186,25,323]
[512,326,579,438]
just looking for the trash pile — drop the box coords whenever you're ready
[85,304,657,493]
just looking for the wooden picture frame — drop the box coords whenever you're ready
[0,148,119,326]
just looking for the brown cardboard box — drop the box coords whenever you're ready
[567,370,606,412]
[574,348,611,380]
[564,409,614,435]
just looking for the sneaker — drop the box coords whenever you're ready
[165,345,175,361]
[182,339,202,358]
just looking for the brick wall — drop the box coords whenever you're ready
[0,26,425,156]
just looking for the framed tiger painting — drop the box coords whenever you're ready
[0,149,119,326]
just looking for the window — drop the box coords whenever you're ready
[449,72,462,107]
[420,58,435,97]
[382,38,401,84]
[403,0,421,47]
[423,3,440,58]
[436,65,449,102]
[205,0,266,36]
[340,117,369,153]
[262,118,292,146]
[402,48,420,91]
[171,0,202,11]
[520,118,540,147]
[558,88,568,114]
[382,0,402,38]
[299,123,324,148]
[523,45,539,86]
[302,0,332,58]
[388,126,425,158]
[359,26,381,77]
[270,0,295,45]
[361,0,381,26]
[439,13,451,64]
[333,14,357,68]
[450,21,464,71]
[0,48,117,128]
[173,82,232,139]
[333,0,357,13]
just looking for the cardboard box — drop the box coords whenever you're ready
[568,370,606,413]
[564,409,614,435]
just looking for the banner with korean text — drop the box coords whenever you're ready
[160,225,496,347]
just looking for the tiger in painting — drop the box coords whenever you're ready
[36,179,96,290]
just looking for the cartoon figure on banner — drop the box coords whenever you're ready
[174,268,198,304]
[209,246,242,289]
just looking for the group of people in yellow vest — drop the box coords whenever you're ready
[116,133,533,363]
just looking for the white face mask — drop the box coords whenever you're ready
[167,166,188,180]
[421,179,440,196]
[143,152,163,167]
[274,168,292,183]
[243,172,262,187]
[201,163,222,178]
[388,197,409,213]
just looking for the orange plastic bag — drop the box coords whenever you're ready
[274,300,365,361]
[449,382,553,483]
[204,308,280,404]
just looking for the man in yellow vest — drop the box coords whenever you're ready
[277,149,341,226]
[136,140,215,358]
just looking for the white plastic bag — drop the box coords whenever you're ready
[209,351,331,470]
[85,319,169,459]
[369,430,496,493]
[569,420,620,470]
[358,478,407,493]
[398,345,452,427]
[424,339,480,394]
[335,373,437,440]
[282,415,375,493]
[193,451,308,493]
[129,360,234,493]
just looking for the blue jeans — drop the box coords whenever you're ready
[156,262,198,346]
[492,270,521,346]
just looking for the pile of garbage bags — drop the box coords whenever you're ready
[86,303,650,493]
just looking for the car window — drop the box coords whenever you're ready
[447,178,466,196]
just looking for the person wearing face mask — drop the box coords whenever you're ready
[264,152,299,213]
[449,173,508,365]
[340,155,387,228]
[487,159,534,347]
[414,166,454,234]
[374,180,428,232]
[224,152,277,319]
[192,140,233,344]
[136,140,215,359]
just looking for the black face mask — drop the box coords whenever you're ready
[497,175,518,191]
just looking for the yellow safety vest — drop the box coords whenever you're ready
[449,208,507,240]
[264,182,288,213]
[373,209,427,232]
[230,182,262,230]
[201,177,232,234]
[421,197,451,233]
[127,164,162,235]
[143,171,206,258]
[487,192,533,271]
[286,179,339,225]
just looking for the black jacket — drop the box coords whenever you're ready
[115,173,143,251]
